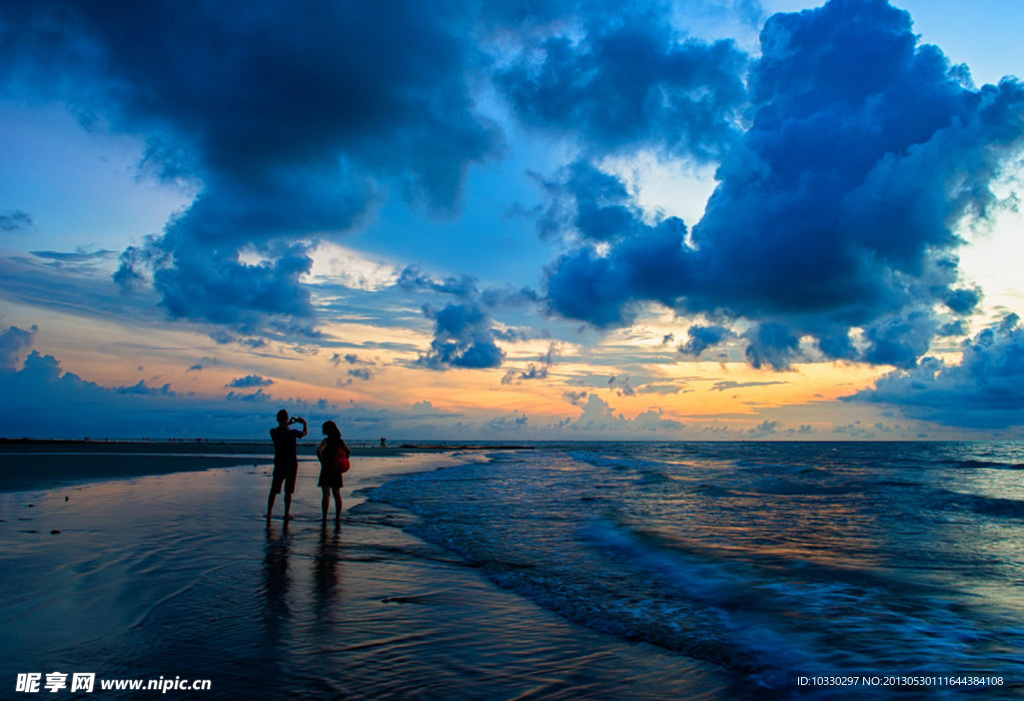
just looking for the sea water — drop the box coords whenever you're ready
[5,442,1024,699]
[368,441,1024,694]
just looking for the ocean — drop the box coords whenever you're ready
[3,441,1024,698]
[369,441,1024,696]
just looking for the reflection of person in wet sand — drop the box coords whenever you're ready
[317,420,350,523]
[267,409,306,520]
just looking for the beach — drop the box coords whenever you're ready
[0,445,756,700]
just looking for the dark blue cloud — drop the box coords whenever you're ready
[115,381,175,396]
[1,0,500,334]
[398,267,478,299]
[742,323,801,370]
[496,6,748,161]
[226,374,274,389]
[0,324,36,368]
[861,310,937,369]
[543,169,691,327]
[541,0,1024,368]
[30,249,115,265]
[536,160,646,243]
[679,324,734,357]
[417,302,506,370]
[850,315,1024,428]
[0,210,32,233]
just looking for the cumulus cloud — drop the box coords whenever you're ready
[568,393,682,434]
[495,4,748,162]
[226,374,275,389]
[849,314,1024,428]
[540,0,1024,368]
[1,1,500,335]
[0,324,36,369]
[679,324,735,357]
[486,411,530,431]
[417,302,506,370]
[115,381,175,396]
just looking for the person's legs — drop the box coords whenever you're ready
[332,486,342,520]
[267,472,284,518]
[321,486,330,521]
[283,470,296,520]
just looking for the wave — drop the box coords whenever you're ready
[578,519,1024,687]
[366,443,1024,689]
[934,489,1024,519]
[947,459,1024,471]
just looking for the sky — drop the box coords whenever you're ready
[2,0,1024,441]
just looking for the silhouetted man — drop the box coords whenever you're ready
[267,409,306,520]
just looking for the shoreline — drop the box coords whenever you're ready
[0,440,532,494]
[0,437,533,455]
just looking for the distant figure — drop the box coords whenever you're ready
[267,409,307,520]
[380,437,387,448]
[317,420,351,523]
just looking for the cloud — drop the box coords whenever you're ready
[568,393,682,434]
[501,341,557,385]
[398,267,479,299]
[495,5,748,161]
[187,357,217,373]
[225,388,272,403]
[1,1,500,335]
[679,324,734,357]
[563,390,589,406]
[849,314,1024,428]
[0,324,36,369]
[748,419,779,435]
[0,210,32,233]
[608,374,635,396]
[637,383,685,395]
[540,0,1024,368]
[227,374,275,389]
[416,302,506,370]
[115,381,175,396]
[743,322,801,371]
[30,249,116,266]
[502,363,549,385]
[711,379,788,392]
[485,411,529,431]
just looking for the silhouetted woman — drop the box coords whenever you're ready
[317,420,350,522]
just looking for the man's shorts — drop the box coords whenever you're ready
[270,468,297,495]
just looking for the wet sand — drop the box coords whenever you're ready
[0,451,752,700]
[0,440,527,493]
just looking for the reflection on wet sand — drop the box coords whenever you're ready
[262,520,291,651]
[313,522,344,629]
